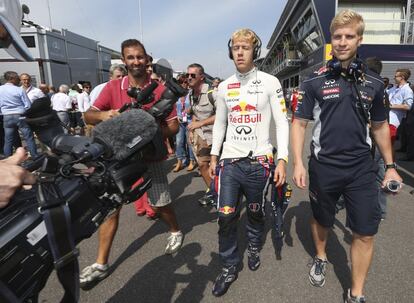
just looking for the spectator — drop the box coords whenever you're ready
[19,73,45,102]
[186,63,217,206]
[48,85,57,98]
[0,71,38,157]
[90,64,127,104]
[51,84,72,132]
[211,77,221,91]
[173,73,196,172]
[388,68,413,159]
[39,83,50,97]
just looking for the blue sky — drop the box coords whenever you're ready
[23,0,287,78]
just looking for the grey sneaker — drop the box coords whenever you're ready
[345,289,366,303]
[165,231,184,254]
[79,263,109,288]
[308,256,328,287]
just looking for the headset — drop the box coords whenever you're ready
[326,56,365,80]
[228,30,262,60]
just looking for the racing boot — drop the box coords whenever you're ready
[212,265,238,297]
[247,244,261,271]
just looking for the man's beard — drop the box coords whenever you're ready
[127,64,146,78]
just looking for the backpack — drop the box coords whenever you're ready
[207,90,216,113]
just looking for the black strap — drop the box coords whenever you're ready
[38,182,79,303]
[0,280,21,303]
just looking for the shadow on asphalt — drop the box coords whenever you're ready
[107,243,220,303]
[283,201,352,292]
[82,158,217,294]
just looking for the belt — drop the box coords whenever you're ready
[220,155,274,166]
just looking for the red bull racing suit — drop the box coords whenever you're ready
[211,67,289,267]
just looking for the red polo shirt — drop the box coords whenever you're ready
[93,76,177,122]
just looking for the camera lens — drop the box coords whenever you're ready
[386,180,401,193]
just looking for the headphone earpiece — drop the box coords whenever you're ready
[327,56,364,80]
[227,31,262,61]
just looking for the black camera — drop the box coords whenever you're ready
[120,77,188,119]
[0,109,160,303]
[384,180,402,193]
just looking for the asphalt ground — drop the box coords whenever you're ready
[39,126,414,303]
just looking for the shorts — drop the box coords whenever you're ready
[308,157,381,236]
[146,160,172,207]
[69,112,85,128]
[191,132,211,163]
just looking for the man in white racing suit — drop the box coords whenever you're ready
[209,28,289,297]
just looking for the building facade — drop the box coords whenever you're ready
[0,25,120,88]
[259,0,414,90]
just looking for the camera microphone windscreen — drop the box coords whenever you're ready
[92,109,159,161]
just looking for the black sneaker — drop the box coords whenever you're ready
[308,256,328,287]
[212,265,238,297]
[247,245,260,271]
[198,193,215,207]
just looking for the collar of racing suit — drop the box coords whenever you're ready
[236,66,257,80]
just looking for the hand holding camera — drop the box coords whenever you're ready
[383,180,402,193]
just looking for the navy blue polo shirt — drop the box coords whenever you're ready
[295,68,387,167]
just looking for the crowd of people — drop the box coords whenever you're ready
[0,1,410,302]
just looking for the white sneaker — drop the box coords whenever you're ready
[79,263,109,288]
[165,231,183,254]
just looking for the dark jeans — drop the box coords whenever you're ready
[217,159,270,267]
[3,114,38,157]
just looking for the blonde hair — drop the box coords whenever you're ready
[330,9,365,36]
[231,28,259,47]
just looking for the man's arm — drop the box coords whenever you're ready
[389,103,410,111]
[291,119,308,189]
[209,86,227,177]
[84,107,119,125]
[371,121,402,186]
[187,115,215,131]
[269,79,289,187]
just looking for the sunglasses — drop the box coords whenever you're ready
[185,73,197,79]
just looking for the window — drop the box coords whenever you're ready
[22,36,36,48]
[338,2,406,44]
[291,8,323,57]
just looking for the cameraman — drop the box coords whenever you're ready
[81,39,183,288]
[0,0,37,208]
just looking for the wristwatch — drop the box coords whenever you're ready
[384,163,397,170]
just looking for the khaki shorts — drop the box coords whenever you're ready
[191,132,211,163]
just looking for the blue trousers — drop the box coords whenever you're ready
[3,114,38,157]
[217,159,270,267]
[175,122,195,163]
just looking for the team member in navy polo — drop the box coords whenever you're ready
[291,10,402,303]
